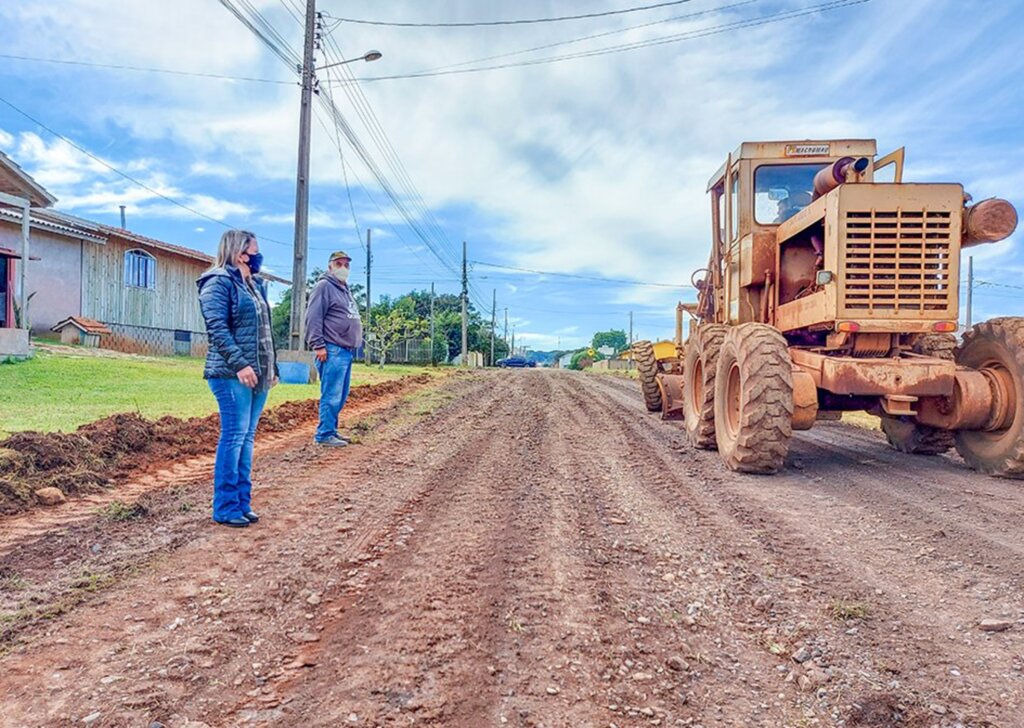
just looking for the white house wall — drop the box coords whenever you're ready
[0,223,85,333]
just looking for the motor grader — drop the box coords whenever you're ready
[635,139,1022,477]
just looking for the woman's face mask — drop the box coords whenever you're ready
[245,251,264,274]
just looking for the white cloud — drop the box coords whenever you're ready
[189,161,238,179]
[2,128,255,222]
[2,0,1022,322]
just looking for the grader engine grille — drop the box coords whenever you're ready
[842,209,955,314]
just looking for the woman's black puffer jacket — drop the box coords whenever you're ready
[197,266,277,380]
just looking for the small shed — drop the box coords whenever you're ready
[51,316,112,347]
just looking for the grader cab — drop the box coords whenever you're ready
[635,139,1022,477]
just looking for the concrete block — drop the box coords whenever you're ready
[0,328,32,360]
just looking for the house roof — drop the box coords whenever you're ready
[43,210,291,285]
[51,316,113,335]
[0,151,58,208]
[0,207,107,243]
[0,206,291,285]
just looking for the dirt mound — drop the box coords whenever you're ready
[0,375,432,515]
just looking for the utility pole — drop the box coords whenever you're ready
[429,282,436,366]
[119,205,126,229]
[504,307,508,350]
[629,311,634,346]
[288,0,317,351]
[460,240,468,367]
[365,228,372,365]
[511,327,515,357]
[966,255,974,330]
[490,288,496,366]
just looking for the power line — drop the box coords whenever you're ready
[313,33,464,277]
[470,260,694,289]
[0,93,292,247]
[319,33,464,270]
[333,0,870,84]
[0,53,294,85]
[401,0,759,75]
[323,0,696,28]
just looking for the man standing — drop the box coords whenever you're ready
[305,250,364,447]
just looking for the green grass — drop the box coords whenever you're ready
[0,349,440,436]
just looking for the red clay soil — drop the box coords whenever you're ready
[2,370,1022,727]
[0,374,431,515]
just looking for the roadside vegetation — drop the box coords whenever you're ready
[0,348,439,435]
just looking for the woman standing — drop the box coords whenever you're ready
[197,229,278,528]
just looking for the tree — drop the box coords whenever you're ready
[569,348,604,370]
[368,303,427,368]
[592,329,628,353]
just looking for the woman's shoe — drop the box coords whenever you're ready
[214,517,250,528]
[243,511,260,523]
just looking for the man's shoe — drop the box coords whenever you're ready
[214,517,250,528]
[315,436,348,447]
[243,511,260,523]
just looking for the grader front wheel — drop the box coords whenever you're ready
[713,324,794,474]
[633,340,662,413]
[683,325,727,449]
[954,318,1024,478]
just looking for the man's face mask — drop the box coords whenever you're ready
[332,265,350,282]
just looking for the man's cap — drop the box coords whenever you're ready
[328,250,352,263]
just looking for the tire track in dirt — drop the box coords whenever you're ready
[270,372,553,727]
[556,373,832,726]
[0,373,494,726]
[582,371,1024,725]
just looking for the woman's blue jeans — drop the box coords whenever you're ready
[208,378,269,522]
[314,344,353,442]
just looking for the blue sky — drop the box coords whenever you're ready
[1,0,1021,350]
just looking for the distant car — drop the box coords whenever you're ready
[497,356,536,368]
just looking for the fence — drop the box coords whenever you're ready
[369,337,432,365]
[591,358,635,371]
[99,321,209,358]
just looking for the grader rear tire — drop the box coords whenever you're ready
[633,340,662,413]
[713,324,794,474]
[879,332,957,455]
[954,318,1024,478]
[683,325,727,449]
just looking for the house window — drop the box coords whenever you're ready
[124,249,157,289]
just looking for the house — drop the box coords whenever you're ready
[0,152,287,357]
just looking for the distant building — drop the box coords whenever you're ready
[0,152,287,357]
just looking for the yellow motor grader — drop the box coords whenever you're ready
[635,139,1022,476]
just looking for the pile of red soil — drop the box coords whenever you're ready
[0,374,433,515]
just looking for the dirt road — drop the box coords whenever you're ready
[1,370,1022,727]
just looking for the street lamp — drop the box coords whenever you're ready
[317,50,383,72]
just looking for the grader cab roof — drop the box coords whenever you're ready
[706,139,879,190]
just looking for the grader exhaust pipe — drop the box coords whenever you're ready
[812,156,870,199]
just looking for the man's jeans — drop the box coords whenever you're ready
[208,378,269,521]
[315,343,353,442]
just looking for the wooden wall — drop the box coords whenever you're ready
[81,236,207,332]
